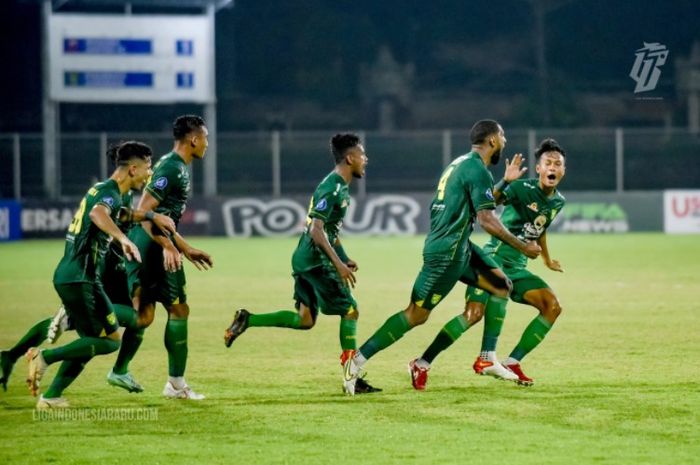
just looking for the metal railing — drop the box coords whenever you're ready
[1,127,699,200]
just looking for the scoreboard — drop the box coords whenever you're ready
[48,13,214,103]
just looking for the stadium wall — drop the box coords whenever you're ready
[6,190,699,241]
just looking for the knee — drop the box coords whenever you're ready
[104,334,121,353]
[137,309,155,328]
[168,304,190,319]
[540,297,562,322]
[299,314,315,329]
[463,302,484,326]
[405,303,430,327]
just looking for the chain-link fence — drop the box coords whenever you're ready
[1,127,699,199]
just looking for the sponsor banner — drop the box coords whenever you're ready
[17,192,665,239]
[0,200,22,241]
[664,190,700,233]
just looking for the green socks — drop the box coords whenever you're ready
[44,358,89,398]
[509,315,553,361]
[42,337,120,365]
[112,304,138,329]
[339,318,357,351]
[248,310,302,329]
[112,327,145,375]
[358,311,411,360]
[8,318,50,361]
[480,296,508,352]
[422,314,470,364]
[164,318,188,377]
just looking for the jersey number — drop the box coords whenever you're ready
[68,198,87,234]
[436,166,455,201]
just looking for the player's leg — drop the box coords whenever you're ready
[224,272,318,348]
[30,283,121,400]
[344,256,462,394]
[109,233,158,391]
[0,317,53,391]
[503,280,561,386]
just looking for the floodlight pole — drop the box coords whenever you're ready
[42,0,60,199]
[203,2,218,196]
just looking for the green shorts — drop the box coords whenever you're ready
[125,226,187,306]
[466,258,549,305]
[54,281,119,337]
[411,243,500,311]
[292,262,357,318]
[99,247,131,306]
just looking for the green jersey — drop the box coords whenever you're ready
[53,179,123,284]
[423,152,496,259]
[292,172,350,272]
[484,178,566,267]
[145,152,191,225]
[97,191,133,279]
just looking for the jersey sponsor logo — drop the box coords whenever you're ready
[154,177,168,189]
[102,196,114,207]
[485,188,495,201]
[315,198,328,212]
[430,294,442,306]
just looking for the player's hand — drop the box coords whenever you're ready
[162,244,182,272]
[152,213,177,236]
[184,247,213,271]
[335,262,356,288]
[522,240,542,259]
[120,237,142,263]
[346,259,358,272]
[545,258,564,272]
[504,153,527,182]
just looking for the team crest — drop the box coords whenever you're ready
[154,177,168,189]
[527,202,539,212]
[315,198,328,211]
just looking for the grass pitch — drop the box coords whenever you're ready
[0,234,698,465]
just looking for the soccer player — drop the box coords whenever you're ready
[109,115,213,400]
[0,142,158,392]
[223,133,381,393]
[26,141,177,408]
[408,138,566,389]
[342,120,542,395]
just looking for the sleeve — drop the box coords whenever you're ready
[501,181,521,207]
[468,168,496,212]
[308,185,340,222]
[145,165,175,202]
[95,186,120,214]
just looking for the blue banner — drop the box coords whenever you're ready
[0,200,22,241]
[64,38,152,55]
[64,71,153,88]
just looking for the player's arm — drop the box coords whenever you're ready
[477,209,541,259]
[89,204,141,263]
[309,218,356,288]
[136,191,182,272]
[170,232,213,271]
[537,232,563,272]
[493,153,527,204]
[333,238,357,271]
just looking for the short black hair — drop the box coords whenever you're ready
[113,141,153,166]
[173,114,206,140]
[330,133,361,164]
[470,119,501,145]
[535,138,566,159]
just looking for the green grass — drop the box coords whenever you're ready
[1,234,699,465]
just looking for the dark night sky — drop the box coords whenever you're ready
[1,0,697,131]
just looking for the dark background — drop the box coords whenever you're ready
[1,0,697,132]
